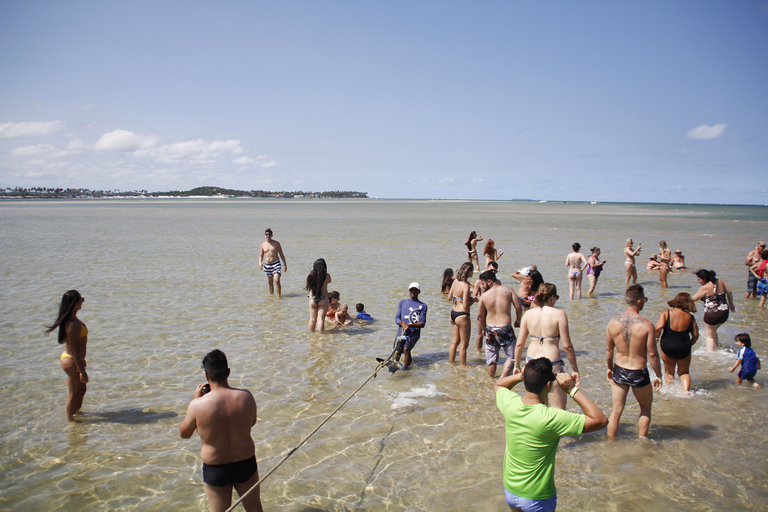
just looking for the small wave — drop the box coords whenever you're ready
[390,384,445,409]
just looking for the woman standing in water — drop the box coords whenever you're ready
[513,283,580,410]
[441,268,455,295]
[624,239,642,285]
[655,293,699,395]
[658,240,672,288]
[565,243,587,300]
[46,290,88,421]
[448,262,474,365]
[483,239,504,270]
[305,258,332,332]
[691,269,735,351]
[465,231,483,271]
[586,247,606,296]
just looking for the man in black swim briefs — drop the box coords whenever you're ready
[605,285,663,439]
[180,350,264,512]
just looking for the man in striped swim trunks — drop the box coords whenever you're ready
[258,228,288,297]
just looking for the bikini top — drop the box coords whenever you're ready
[65,323,88,342]
[530,335,560,344]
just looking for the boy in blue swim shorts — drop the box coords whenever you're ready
[729,333,761,388]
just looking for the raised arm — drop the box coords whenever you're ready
[556,374,607,433]
[494,370,524,393]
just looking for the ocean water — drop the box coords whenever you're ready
[1,199,767,511]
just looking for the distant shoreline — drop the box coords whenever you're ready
[0,185,368,200]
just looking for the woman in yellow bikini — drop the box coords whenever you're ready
[46,290,88,421]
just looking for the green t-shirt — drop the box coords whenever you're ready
[495,387,585,500]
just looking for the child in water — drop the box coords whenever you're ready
[333,304,354,326]
[729,333,761,388]
[356,303,374,322]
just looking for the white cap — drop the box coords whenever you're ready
[519,267,531,276]
[408,282,420,291]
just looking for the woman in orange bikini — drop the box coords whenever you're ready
[46,290,89,421]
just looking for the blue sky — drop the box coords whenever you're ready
[1,1,766,203]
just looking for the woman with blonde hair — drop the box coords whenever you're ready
[655,292,699,394]
[658,240,672,288]
[46,290,89,421]
[513,283,580,409]
[624,238,642,285]
[483,239,504,270]
[448,262,475,365]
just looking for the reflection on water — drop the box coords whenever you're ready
[0,199,766,511]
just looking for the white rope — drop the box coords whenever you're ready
[224,346,398,512]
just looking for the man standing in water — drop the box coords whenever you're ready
[605,285,663,439]
[392,282,428,371]
[180,350,263,512]
[259,228,287,297]
[495,358,607,511]
[745,241,766,299]
[477,270,523,378]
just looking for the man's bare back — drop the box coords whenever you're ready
[180,350,263,512]
[182,385,257,464]
[606,311,656,370]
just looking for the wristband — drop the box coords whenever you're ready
[568,386,579,398]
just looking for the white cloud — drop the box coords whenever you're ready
[11,144,57,157]
[95,129,158,151]
[255,155,278,168]
[0,121,64,138]
[142,138,245,163]
[686,123,727,139]
[233,156,254,164]
[438,177,454,184]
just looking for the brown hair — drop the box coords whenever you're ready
[534,283,558,307]
[625,284,646,304]
[456,262,473,282]
[483,239,496,257]
[667,292,697,313]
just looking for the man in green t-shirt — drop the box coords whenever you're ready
[494,358,607,511]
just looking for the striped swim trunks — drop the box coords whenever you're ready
[263,260,282,278]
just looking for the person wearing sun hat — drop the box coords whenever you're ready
[391,282,428,371]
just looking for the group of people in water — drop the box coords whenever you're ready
[45,228,765,512]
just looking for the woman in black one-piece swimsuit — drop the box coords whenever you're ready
[655,292,699,395]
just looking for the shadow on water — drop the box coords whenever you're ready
[695,378,740,392]
[82,408,178,424]
[651,423,717,441]
[356,423,396,508]
[414,350,451,365]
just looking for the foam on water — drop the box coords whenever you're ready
[390,384,446,409]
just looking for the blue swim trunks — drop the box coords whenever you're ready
[738,369,757,381]
[504,488,557,512]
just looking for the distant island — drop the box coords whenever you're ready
[1,186,368,199]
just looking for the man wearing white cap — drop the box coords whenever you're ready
[393,282,428,371]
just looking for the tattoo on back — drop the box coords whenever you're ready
[616,313,644,344]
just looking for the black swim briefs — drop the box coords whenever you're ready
[202,455,258,487]
[611,364,651,388]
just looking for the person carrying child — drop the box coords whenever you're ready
[729,333,761,388]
